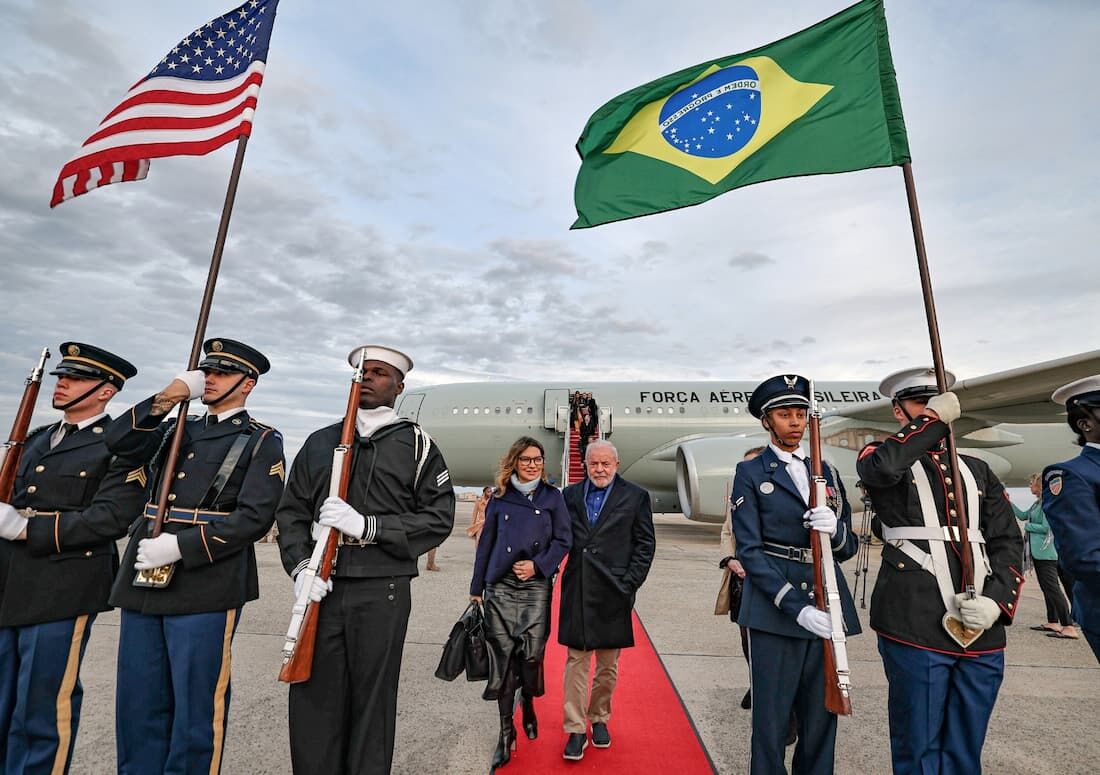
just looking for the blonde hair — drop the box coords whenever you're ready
[494,436,547,494]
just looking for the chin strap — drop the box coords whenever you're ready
[202,373,249,407]
[55,379,109,411]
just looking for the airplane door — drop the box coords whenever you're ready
[543,388,569,430]
[397,393,425,422]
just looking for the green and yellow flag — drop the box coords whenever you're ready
[572,0,909,228]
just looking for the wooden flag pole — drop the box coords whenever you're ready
[900,161,981,647]
[135,135,251,588]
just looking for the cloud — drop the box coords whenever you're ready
[728,251,774,270]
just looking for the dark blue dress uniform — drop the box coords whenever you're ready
[105,339,285,775]
[0,343,143,775]
[857,376,1023,775]
[733,445,860,775]
[1042,377,1100,664]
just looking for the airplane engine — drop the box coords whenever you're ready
[675,437,768,522]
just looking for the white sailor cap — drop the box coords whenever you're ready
[1051,375,1100,408]
[346,345,413,378]
[879,367,956,401]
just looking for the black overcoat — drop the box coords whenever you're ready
[557,474,655,650]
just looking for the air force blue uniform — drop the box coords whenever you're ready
[1043,444,1100,662]
[732,446,860,775]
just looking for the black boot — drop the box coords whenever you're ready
[521,692,538,740]
[491,715,517,770]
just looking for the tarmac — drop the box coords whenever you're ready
[69,503,1099,774]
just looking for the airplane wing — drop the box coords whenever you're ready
[828,349,1100,428]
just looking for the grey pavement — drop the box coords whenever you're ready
[69,504,1099,774]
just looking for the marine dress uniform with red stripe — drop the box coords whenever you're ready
[104,339,285,775]
[857,367,1023,775]
[0,342,145,775]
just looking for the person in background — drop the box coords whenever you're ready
[468,485,493,545]
[1012,473,1077,638]
[469,437,571,771]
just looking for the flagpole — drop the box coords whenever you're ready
[136,135,251,587]
[899,161,975,601]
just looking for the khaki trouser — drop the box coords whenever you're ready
[562,647,621,733]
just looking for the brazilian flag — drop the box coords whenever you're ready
[572,0,909,228]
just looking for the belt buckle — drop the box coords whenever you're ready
[340,535,366,547]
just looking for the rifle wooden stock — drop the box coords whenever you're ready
[0,348,50,502]
[808,397,853,716]
[278,356,363,684]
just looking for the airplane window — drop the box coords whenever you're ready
[679,407,685,414]
[723,407,729,414]
[452,408,458,414]
[623,408,630,414]
[504,407,511,414]
[646,407,652,414]
[733,407,740,414]
[527,407,533,414]
[473,408,479,414]
[635,407,641,414]
[484,407,490,414]
[656,407,662,414]
[463,408,469,414]
[495,407,501,414]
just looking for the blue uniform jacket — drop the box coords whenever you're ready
[1043,445,1100,634]
[731,446,861,639]
[469,481,572,596]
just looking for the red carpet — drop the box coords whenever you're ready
[501,578,716,773]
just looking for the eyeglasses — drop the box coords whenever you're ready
[518,455,544,465]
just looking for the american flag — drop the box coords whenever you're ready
[51,0,280,207]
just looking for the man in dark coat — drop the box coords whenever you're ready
[558,439,655,761]
[105,338,285,775]
[0,342,144,774]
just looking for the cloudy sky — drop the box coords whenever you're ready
[1,0,1097,454]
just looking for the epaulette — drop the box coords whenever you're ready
[248,417,278,433]
[26,423,53,439]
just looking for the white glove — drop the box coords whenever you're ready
[0,502,29,541]
[294,571,333,602]
[954,593,1001,631]
[174,370,206,400]
[134,533,183,569]
[318,496,366,540]
[805,505,838,537]
[796,606,832,638]
[925,392,960,424]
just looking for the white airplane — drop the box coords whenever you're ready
[395,351,1100,523]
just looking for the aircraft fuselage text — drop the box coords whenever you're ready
[637,390,881,404]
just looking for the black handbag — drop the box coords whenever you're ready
[436,602,489,682]
[728,573,744,622]
[463,603,490,682]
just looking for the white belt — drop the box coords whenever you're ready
[881,526,986,544]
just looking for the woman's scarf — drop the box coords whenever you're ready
[510,473,539,499]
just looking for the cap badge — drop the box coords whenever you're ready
[68,345,80,356]
[211,340,224,352]
[783,376,797,389]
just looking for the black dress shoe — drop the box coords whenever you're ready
[562,732,588,761]
[740,689,752,710]
[491,716,517,770]
[591,722,611,748]
[521,694,538,740]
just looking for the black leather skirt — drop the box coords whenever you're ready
[482,574,553,700]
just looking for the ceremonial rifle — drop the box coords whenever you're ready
[0,348,51,501]
[279,349,366,684]
[807,381,852,716]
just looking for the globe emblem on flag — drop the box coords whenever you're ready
[659,65,761,158]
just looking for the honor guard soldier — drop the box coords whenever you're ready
[104,338,285,774]
[857,368,1023,774]
[1043,376,1100,663]
[0,342,144,774]
[276,345,455,775]
[732,375,860,775]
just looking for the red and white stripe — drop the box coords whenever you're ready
[51,60,265,207]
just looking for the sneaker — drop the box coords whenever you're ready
[591,722,611,748]
[563,733,588,760]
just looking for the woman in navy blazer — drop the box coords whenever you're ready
[469,436,572,770]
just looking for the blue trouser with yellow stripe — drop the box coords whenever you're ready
[0,615,95,775]
[115,608,240,775]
